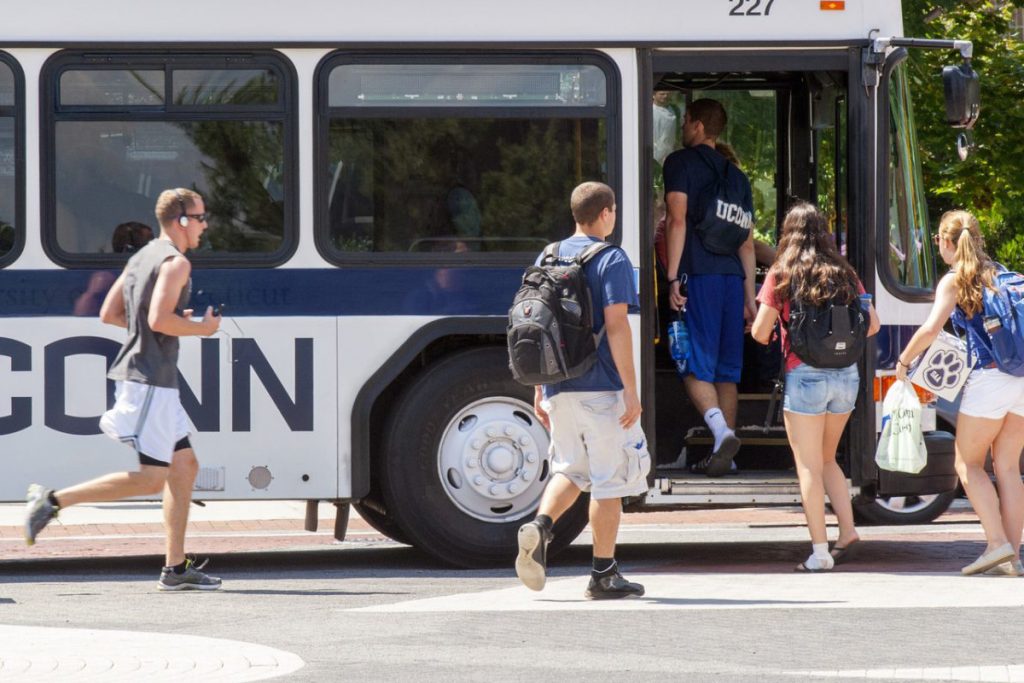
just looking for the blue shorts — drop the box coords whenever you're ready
[685,274,744,383]
[783,364,859,416]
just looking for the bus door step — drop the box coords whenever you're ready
[649,471,804,505]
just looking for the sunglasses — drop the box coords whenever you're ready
[932,233,942,245]
[185,213,208,223]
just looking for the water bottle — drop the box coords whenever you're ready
[858,292,873,313]
[668,309,690,377]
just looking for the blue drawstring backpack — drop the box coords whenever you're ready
[954,266,1024,377]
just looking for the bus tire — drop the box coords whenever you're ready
[352,501,410,545]
[379,346,589,568]
[852,490,957,525]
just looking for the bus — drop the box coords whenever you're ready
[0,0,980,567]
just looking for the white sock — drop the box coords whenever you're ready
[704,408,729,450]
[804,543,834,570]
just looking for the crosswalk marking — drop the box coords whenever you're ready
[349,571,1024,613]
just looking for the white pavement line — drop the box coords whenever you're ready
[0,625,304,682]
[348,572,1024,613]
[784,664,1024,681]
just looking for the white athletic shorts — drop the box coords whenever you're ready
[542,391,651,500]
[959,367,1024,419]
[99,380,191,465]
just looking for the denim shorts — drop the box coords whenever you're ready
[783,364,860,416]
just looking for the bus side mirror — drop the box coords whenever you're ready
[942,62,979,129]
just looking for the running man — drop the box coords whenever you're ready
[24,188,223,591]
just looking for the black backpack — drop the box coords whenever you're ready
[693,152,752,255]
[507,241,613,386]
[787,298,868,369]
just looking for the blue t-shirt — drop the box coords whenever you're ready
[662,145,753,277]
[538,236,640,398]
[951,306,994,368]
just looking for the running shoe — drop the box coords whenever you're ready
[584,570,645,600]
[158,557,223,591]
[24,484,58,546]
[515,520,551,591]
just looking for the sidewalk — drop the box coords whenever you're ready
[0,501,383,560]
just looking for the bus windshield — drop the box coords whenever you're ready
[886,63,936,293]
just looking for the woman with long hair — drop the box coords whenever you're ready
[752,202,880,572]
[895,210,1023,576]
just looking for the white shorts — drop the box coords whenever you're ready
[99,381,191,465]
[542,391,651,500]
[959,367,1024,419]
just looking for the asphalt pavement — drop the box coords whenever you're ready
[2,500,1023,682]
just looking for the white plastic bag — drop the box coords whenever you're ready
[875,379,927,474]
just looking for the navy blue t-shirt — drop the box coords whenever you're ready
[537,236,640,398]
[662,145,753,277]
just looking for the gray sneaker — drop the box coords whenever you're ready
[24,484,58,546]
[158,558,223,591]
[515,521,551,591]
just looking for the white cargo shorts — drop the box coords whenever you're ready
[542,390,651,500]
[99,380,191,465]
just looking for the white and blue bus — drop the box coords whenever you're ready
[0,0,979,566]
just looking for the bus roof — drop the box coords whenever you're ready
[1,0,903,45]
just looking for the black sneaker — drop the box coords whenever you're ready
[24,484,58,546]
[584,570,645,600]
[688,455,739,476]
[158,557,222,591]
[515,520,551,591]
[693,431,741,478]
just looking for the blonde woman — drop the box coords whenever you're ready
[752,203,880,572]
[896,210,1024,576]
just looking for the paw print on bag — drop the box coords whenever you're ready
[923,350,964,390]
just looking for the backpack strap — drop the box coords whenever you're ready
[540,241,561,265]
[575,241,618,346]
[575,240,615,265]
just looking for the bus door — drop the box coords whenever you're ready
[640,48,860,507]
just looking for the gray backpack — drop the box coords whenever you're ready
[507,241,612,386]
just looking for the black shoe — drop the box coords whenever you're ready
[515,521,551,591]
[688,453,739,476]
[584,570,645,600]
[694,431,741,478]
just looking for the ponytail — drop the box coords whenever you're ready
[941,210,994,317]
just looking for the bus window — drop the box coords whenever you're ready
[815,90,848,252]
[44,54,295,264]
[0,55,18,264]
[886,64,936,292]
[319,57,614,257]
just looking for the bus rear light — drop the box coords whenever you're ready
[873,375,936,405]
[820,1,846,9]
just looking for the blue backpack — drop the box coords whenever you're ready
[955,267,1024,377]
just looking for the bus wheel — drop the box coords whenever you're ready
[852,490,957,525]
[379,347,589,568]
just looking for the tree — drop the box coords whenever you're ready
[903,1,1024,269]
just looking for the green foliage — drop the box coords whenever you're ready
[903,1,1024,270]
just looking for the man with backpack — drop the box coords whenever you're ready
[663,98,757,477]
[510,181,650,599]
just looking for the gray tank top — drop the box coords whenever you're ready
[107,239,192,388]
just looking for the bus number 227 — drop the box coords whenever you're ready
[729,0,775,16]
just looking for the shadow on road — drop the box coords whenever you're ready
[0,536,988,583]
